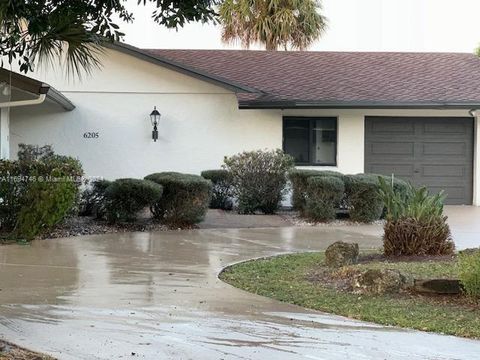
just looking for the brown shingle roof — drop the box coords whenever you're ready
[144,49,480,109]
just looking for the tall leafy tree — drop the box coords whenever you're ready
[0,0,219,76]
[219,0,326,50]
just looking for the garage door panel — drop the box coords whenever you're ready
[427,186,466,202]
[421,164,466,177]
[365,116,473,205]
[369,164,415,178]
[370,142,414,155]
[422,142,467,156]
[371,119,415,134]
[422,121,468,134]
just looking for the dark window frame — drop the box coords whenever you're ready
[282,116,338,166]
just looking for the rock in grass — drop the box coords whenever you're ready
[352,269,406,295]
[413,279,463,295]
[325,241,359,268]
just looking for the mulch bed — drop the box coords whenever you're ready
[40,215,171,240]
[0,340,54,360]
[0,215,196,244]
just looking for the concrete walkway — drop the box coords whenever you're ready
[199,209,293,229]
[0,218,479,359]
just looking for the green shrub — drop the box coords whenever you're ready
[0,144,84,240]
[288,169,344,213]
[17,144,54,162]
[390,177,409,198]
[344,174,384,223]
[145,172,212,227]
[379,177,454,256]
[104,179,163,223]
[458,250,480,299]
[79,179,113,218]
[305,176,345,222]
[371,175,410,218]
[223,149,294,214]
[15,177,78,240]
[0,160,23,230]
[201,169,233,210]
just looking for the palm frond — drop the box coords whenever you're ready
[219,0,327,50]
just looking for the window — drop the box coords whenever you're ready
[283,117,337,166]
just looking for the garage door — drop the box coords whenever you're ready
[364,116,474,205]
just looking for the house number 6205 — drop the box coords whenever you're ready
[83,132,99,139]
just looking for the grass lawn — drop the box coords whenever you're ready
[220,252,480,339]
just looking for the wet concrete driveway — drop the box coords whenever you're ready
[0,212,479,359]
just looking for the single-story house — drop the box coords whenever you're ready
[1,43,480,205]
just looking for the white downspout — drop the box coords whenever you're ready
[0,93,46,108]
[0,93,47,159]
[470,109,480,206]
[0,108,10,159]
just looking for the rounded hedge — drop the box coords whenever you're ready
[305,176,345,222]
[201,169,233,210]
[288,169,344,212]
[145,172,212,227]
[104,178,163,223]
[344,174,384,223]
[80,179,112,218]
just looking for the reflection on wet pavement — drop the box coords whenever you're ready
[0,224,478,359]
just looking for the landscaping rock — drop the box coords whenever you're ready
[325,241,359,268]
[352,269,407,295]
[413,279,463,295]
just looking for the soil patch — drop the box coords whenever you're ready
[0,340,54,360]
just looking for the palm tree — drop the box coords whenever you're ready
[219,0,327,51]
[0,0,218,77]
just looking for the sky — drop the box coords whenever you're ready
[121,0,480,53]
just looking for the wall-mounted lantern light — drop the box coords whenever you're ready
[150,106,161,142]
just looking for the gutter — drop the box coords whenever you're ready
[239,100,480,110]
[0,82,48,109]
[0,85,75,111]
[0,93,47,109]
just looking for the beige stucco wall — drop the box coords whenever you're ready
[8,48,479,204]
[10,49,281,179]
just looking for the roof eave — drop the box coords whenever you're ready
[238,100,480,110]
[46,87,75,111]
[0,68,74,111]
[108,42,261,94]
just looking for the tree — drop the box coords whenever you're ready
[219,0,326,51]
[0,0,218,76]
